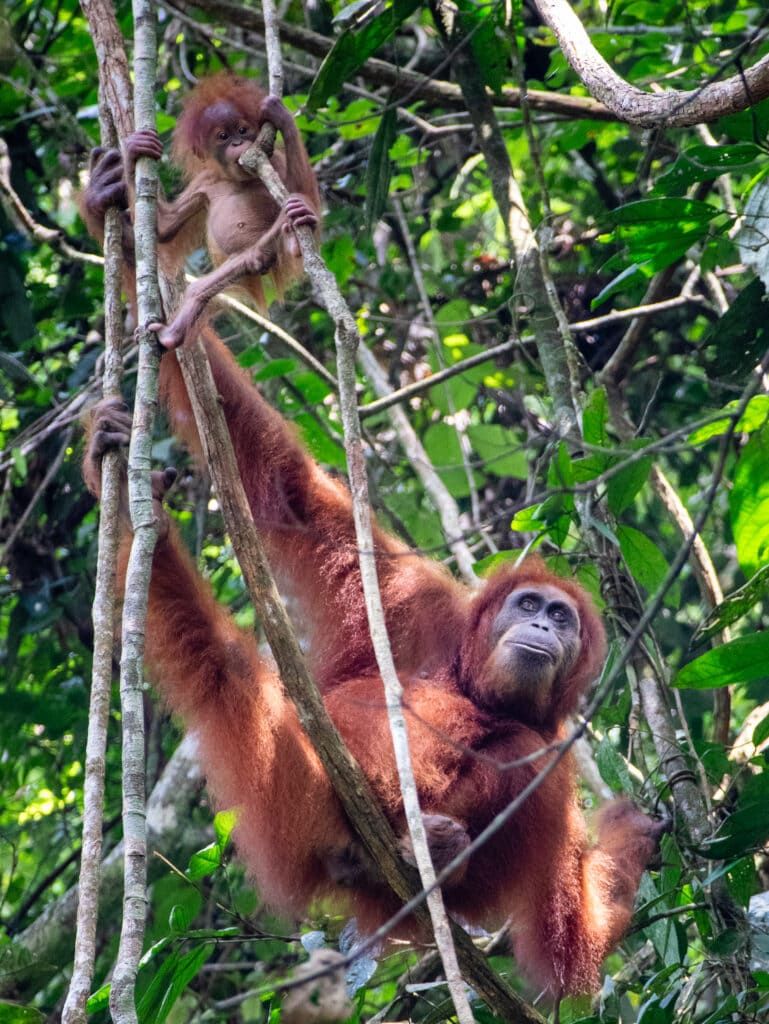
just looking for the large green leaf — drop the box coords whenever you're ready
[730,424,769,576]
[308,0,421,109]
[706,278,769,381]
[365,104,397,229]
[694,564,769,643]
[423,421,477,498]
[467,424,527,479]
[609,197,721,271]
[673,633,769,689]
[138,943,215,1024]
[617,525,669,596]
[699,800,769,859]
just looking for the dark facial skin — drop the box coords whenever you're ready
[200,101,258,178]
[479,583,581,719]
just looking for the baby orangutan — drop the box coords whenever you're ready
[83,73,320,348]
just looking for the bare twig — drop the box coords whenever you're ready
[570,293,706,333]
[0,431,71,570]
[0,138,103,265]
[358,337,516,418]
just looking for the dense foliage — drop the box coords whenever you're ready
[1,0,769,1020]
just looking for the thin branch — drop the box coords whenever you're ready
[356,344,479,585]
[62,8,128,1022]
[358,337,516,418]
[533,0,769,126]
[0,430,71,569]
[103,1,164,1018]
[570,293,706,334]
[0,138,103,265]
[254,6,474,1021]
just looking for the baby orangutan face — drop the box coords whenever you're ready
[477,584,582,722]
[200,101,259,178]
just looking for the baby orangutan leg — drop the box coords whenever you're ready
[324,814,470,891]
[152,238,282,350]
[400,814,471,888]
[325,841,379,888]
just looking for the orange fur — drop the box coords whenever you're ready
[86,331,661,996]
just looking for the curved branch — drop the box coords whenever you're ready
[533,0,769,127]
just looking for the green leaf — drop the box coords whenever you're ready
[547,442,575,489]
[214,808,237,848]
[467,424,527,478]
[694,564,769,643]
[308,0,421,110]
[688,395,769,444]
[655,143,762,194]
[706,278,769,381]
[473,550,519,576]
[510,504,546,533]
[730,424,769,576]
[606,452,652,516]
[582,387,609,447]
[0,1003,47,1023]
[423,422,476,498]
[617,525,669,595]
[673,633,769,689]
[86,983,111,1013]
[610,198,719,270]
[595,737,634,794]
[294,412,346,471]
[612,197,717,226]
[637,875,681,969]
[187,842,222,881]
[365,105,397,229]
[753,711,769,749]
[252,359,296,381]
[699,801,769,859]
[138,943,215,1024]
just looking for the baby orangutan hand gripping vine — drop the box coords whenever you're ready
[83,333,666,998]
[81,73,320,349]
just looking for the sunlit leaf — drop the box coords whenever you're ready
[674,633,769,689]
[617,526,669,596]
[730,424,769,576]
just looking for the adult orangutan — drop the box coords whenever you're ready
[80,73,320,348]
[82,328,665,997]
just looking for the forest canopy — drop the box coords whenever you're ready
[1,1,769,1022]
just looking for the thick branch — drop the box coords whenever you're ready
[534,0,769,126]
[169,0,613,120]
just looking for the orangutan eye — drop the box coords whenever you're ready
[518,594,539,613]
[217,130,228,141]
[238,125,248,135]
